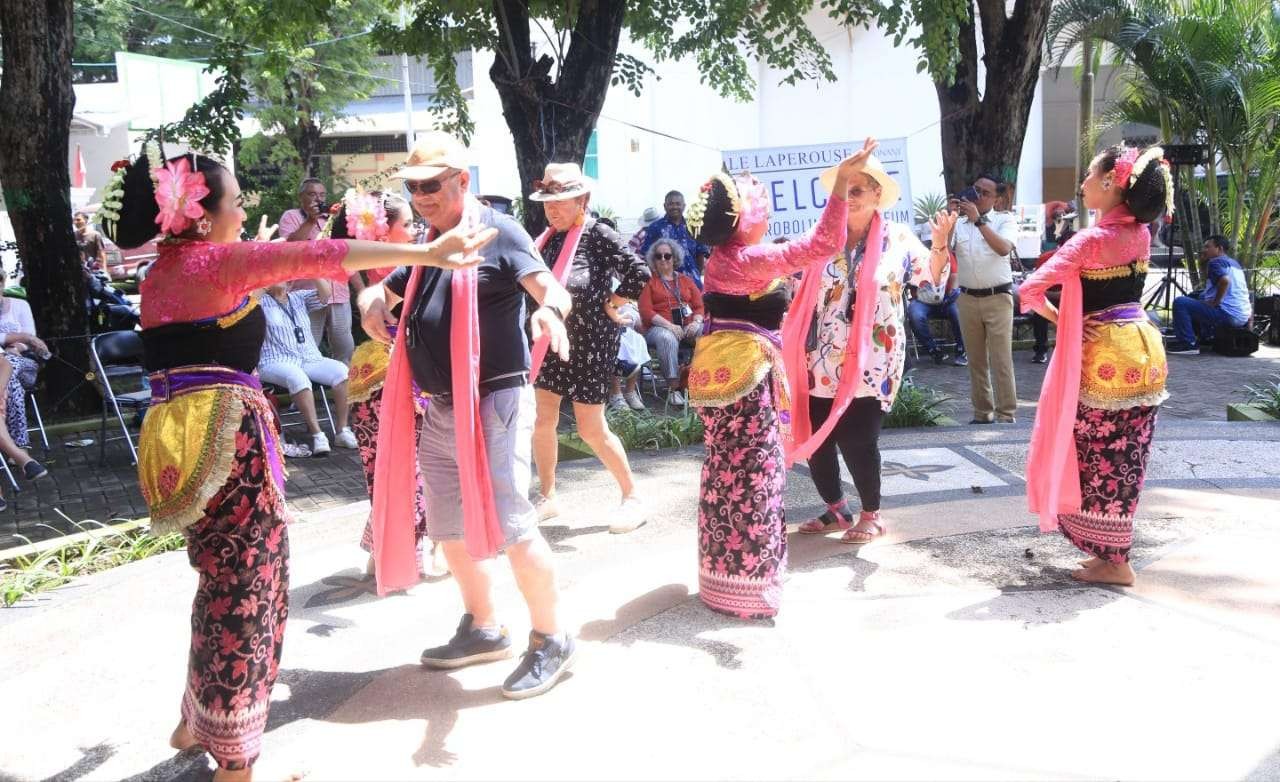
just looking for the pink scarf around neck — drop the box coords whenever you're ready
[528,221,585,383]
[370,196,504,595]
[781,210,884,467]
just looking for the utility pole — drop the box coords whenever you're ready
[1076,37,1095,227]
[399,4,415,153]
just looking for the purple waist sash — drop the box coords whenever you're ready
[148,366,284,493]
[1088,302,1146,323]
[704,317,783,349]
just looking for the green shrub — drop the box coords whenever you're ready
[1,519,185,607]
[1244,374,1280,417]
[884,374,951,428]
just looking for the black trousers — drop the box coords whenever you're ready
[1029,312,1050,352]
[806,396,885,512]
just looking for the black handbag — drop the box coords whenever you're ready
[1212,323,1259,356]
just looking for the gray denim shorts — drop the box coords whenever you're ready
[418,385,537,550]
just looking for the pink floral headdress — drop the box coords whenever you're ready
[732,173,769,242]
[153,156,211,236]
[343,189,390,241]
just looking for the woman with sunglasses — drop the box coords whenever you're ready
[527,163,652,534]
[639,239,705,405]
[788,147,953,545]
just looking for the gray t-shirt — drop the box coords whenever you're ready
[385,207,547,395]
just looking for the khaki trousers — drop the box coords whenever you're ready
[957,292,1017,422]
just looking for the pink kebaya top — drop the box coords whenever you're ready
[1018,205,1151,312]
[702,194,847,296]
[140,239,348,328]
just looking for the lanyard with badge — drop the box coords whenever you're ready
[280,294,307,344]
[659,274,692,326]
[806,240,866,352]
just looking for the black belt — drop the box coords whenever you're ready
[960,284,1013,297]
[430,373,528,404]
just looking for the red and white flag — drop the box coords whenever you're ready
[73,144,87,188]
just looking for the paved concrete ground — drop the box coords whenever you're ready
[5,341,1277,549]
[1,417,1277,781]
[907,338,1280,423]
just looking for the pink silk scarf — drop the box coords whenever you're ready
[371,196,503,596]
[528,222,585,383]
[781,210,884,467]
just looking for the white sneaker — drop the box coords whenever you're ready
[667,389,686,406]
[535,493,560,521]
[335,427,358,448]
[610,495,646,534]
[624,389,646,410]
[311,431,331,456]
[608,394,627,412]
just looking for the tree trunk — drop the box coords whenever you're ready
[488,0,626,234]
[1077,38,1095,228]
[0,0,96,415]
[933,0,1053,196]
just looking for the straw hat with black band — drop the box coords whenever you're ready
[528,162,595,202]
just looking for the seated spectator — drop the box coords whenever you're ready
[608,302,649,411]
[0,291,49,509]
[258,279,356,455]
[639,239,704,405]
[1168,234,1252,354]
[907,251,966,366]
[637,191,711,288]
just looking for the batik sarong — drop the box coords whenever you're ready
[181,409,289,770]
[697,378,787,619]
[1058,402,1158,564]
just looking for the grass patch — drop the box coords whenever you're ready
[1243,374,1280,418]
[560,407,705,456]
[1,516,185,607]
[884,374,952,428]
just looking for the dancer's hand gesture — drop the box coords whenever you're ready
[421,225,498,269]
[256,215,278,242]
[832,137,879,198]
[929,210,958,244]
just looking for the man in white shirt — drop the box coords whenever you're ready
[946,175,1020,423]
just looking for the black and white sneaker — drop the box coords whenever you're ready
[501,630,577,700]
[1165,340,1199,355]
[420,614,514,670]
[22,460,48,481]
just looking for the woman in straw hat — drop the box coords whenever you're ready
[682,140,875,619]
[527,163,653,534]
[788,141,955,545]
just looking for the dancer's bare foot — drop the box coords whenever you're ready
[168,720,200,752]
[1078,557,1102,569]
[1070,560,1135,586]
[426,542,450,578]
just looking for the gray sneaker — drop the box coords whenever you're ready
[420,614,514,670]
[501,630,577,700]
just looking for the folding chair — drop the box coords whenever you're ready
[262,382,338,438]
[90,330,150,466]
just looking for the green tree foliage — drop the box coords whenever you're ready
[1049,0,1280,278]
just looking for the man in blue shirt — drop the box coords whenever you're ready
[1169,234,1252,353]
[637,190,710,289]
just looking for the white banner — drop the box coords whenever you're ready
[721,138,912,239]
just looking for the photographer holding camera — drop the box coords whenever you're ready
[944,175,1021,424]
[279,178,359,363]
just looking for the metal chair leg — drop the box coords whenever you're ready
[317,385,337,437]
[27,393,50,453]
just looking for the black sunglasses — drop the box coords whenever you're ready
[404,171,459,195]
[655,252,674,260]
